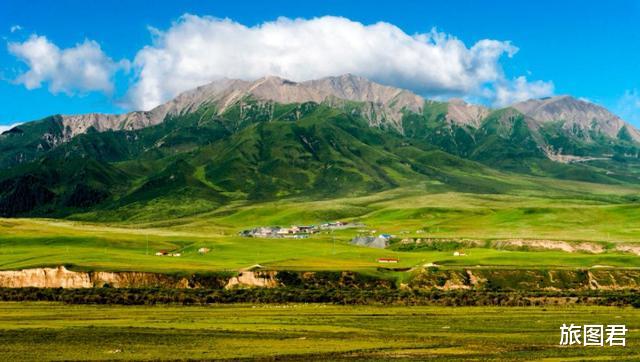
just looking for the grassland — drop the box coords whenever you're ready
[3,94,640,275]
[2,106,640,361]
[0,302,637,361]
[1,181,640,273]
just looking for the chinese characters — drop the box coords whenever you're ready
[560,324,627,347]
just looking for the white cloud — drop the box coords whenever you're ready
[126,15,548,110]
[5,15,553,110]
[10,25,22,33]
[492,76,554,107]
[7,35,127,95]
[616,90,640,124]
[0,122,22,134]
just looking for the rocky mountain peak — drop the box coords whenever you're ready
[512,95,640,141]
[57,75,427,137]
[445,98,490,127]
[512,95,596,119]
[18,76,640,151]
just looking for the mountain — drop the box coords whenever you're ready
[445,98,490,127]
[512,95,640,142]
[2,74,640,218]
[30,74,423,137]
[3,75,638,165]
[0,75,427,169]
[509,96,640,164]
[405,95,640,167]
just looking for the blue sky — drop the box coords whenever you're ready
[1,0,640,127]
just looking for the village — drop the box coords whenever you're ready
[156,223,468,266]
[239,221,364,238]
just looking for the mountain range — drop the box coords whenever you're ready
[1,74,639,218]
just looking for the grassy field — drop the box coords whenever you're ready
[2,221,640,273]
[0,302,637,361]
[1,183,640,273]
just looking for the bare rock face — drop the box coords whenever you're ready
[446,98,490,127]
[512,95,640,142]
[225,270,278,289]
[0,266,191,288]
[60,111,160,139]
[92,271,190,288]
[36,77,640,154]
[0,266,284,289]
[57,75,425,137]
[303,74,424,128]
[0,266,92,288]
[161,74,425,130]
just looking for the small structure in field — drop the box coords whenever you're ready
[351,235,388,249]
[198,247,210,254]
[377,258,399,264]
[155,250,181,257]
[298,225,317,233]
[319,221,363,230]
[453,251,467,256]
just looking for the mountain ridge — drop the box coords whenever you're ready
[47,74,426,139]
[512,95,640,142]
[4,74,638,148]
[2,74,640,218]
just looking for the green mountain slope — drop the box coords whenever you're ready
[2,76,640,219]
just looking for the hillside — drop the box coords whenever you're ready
[1,75,640,218]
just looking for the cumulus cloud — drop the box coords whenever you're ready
[7,35,127,95]
[0,122,22,134]
[5,15,553,110]
[616,90,640,124]
[493,76,554,107]
[10,25,22,33]
[126,15,548,110]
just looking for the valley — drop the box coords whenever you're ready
[1,181,639,276]
[1,76,640,310]
[3,3,640,360]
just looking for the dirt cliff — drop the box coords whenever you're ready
[225,271,278,289]
[0,266,92,288]
[0,266,191,288]
[2,266,640,291]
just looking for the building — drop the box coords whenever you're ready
[298,225,316,233]
[377,258,399,263]
[351,235,388,248]
[155,250,181,257]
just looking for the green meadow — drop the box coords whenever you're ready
[0,302,637,361]
[1,180,640,273]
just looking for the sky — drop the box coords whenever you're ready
[1,0,640,130]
